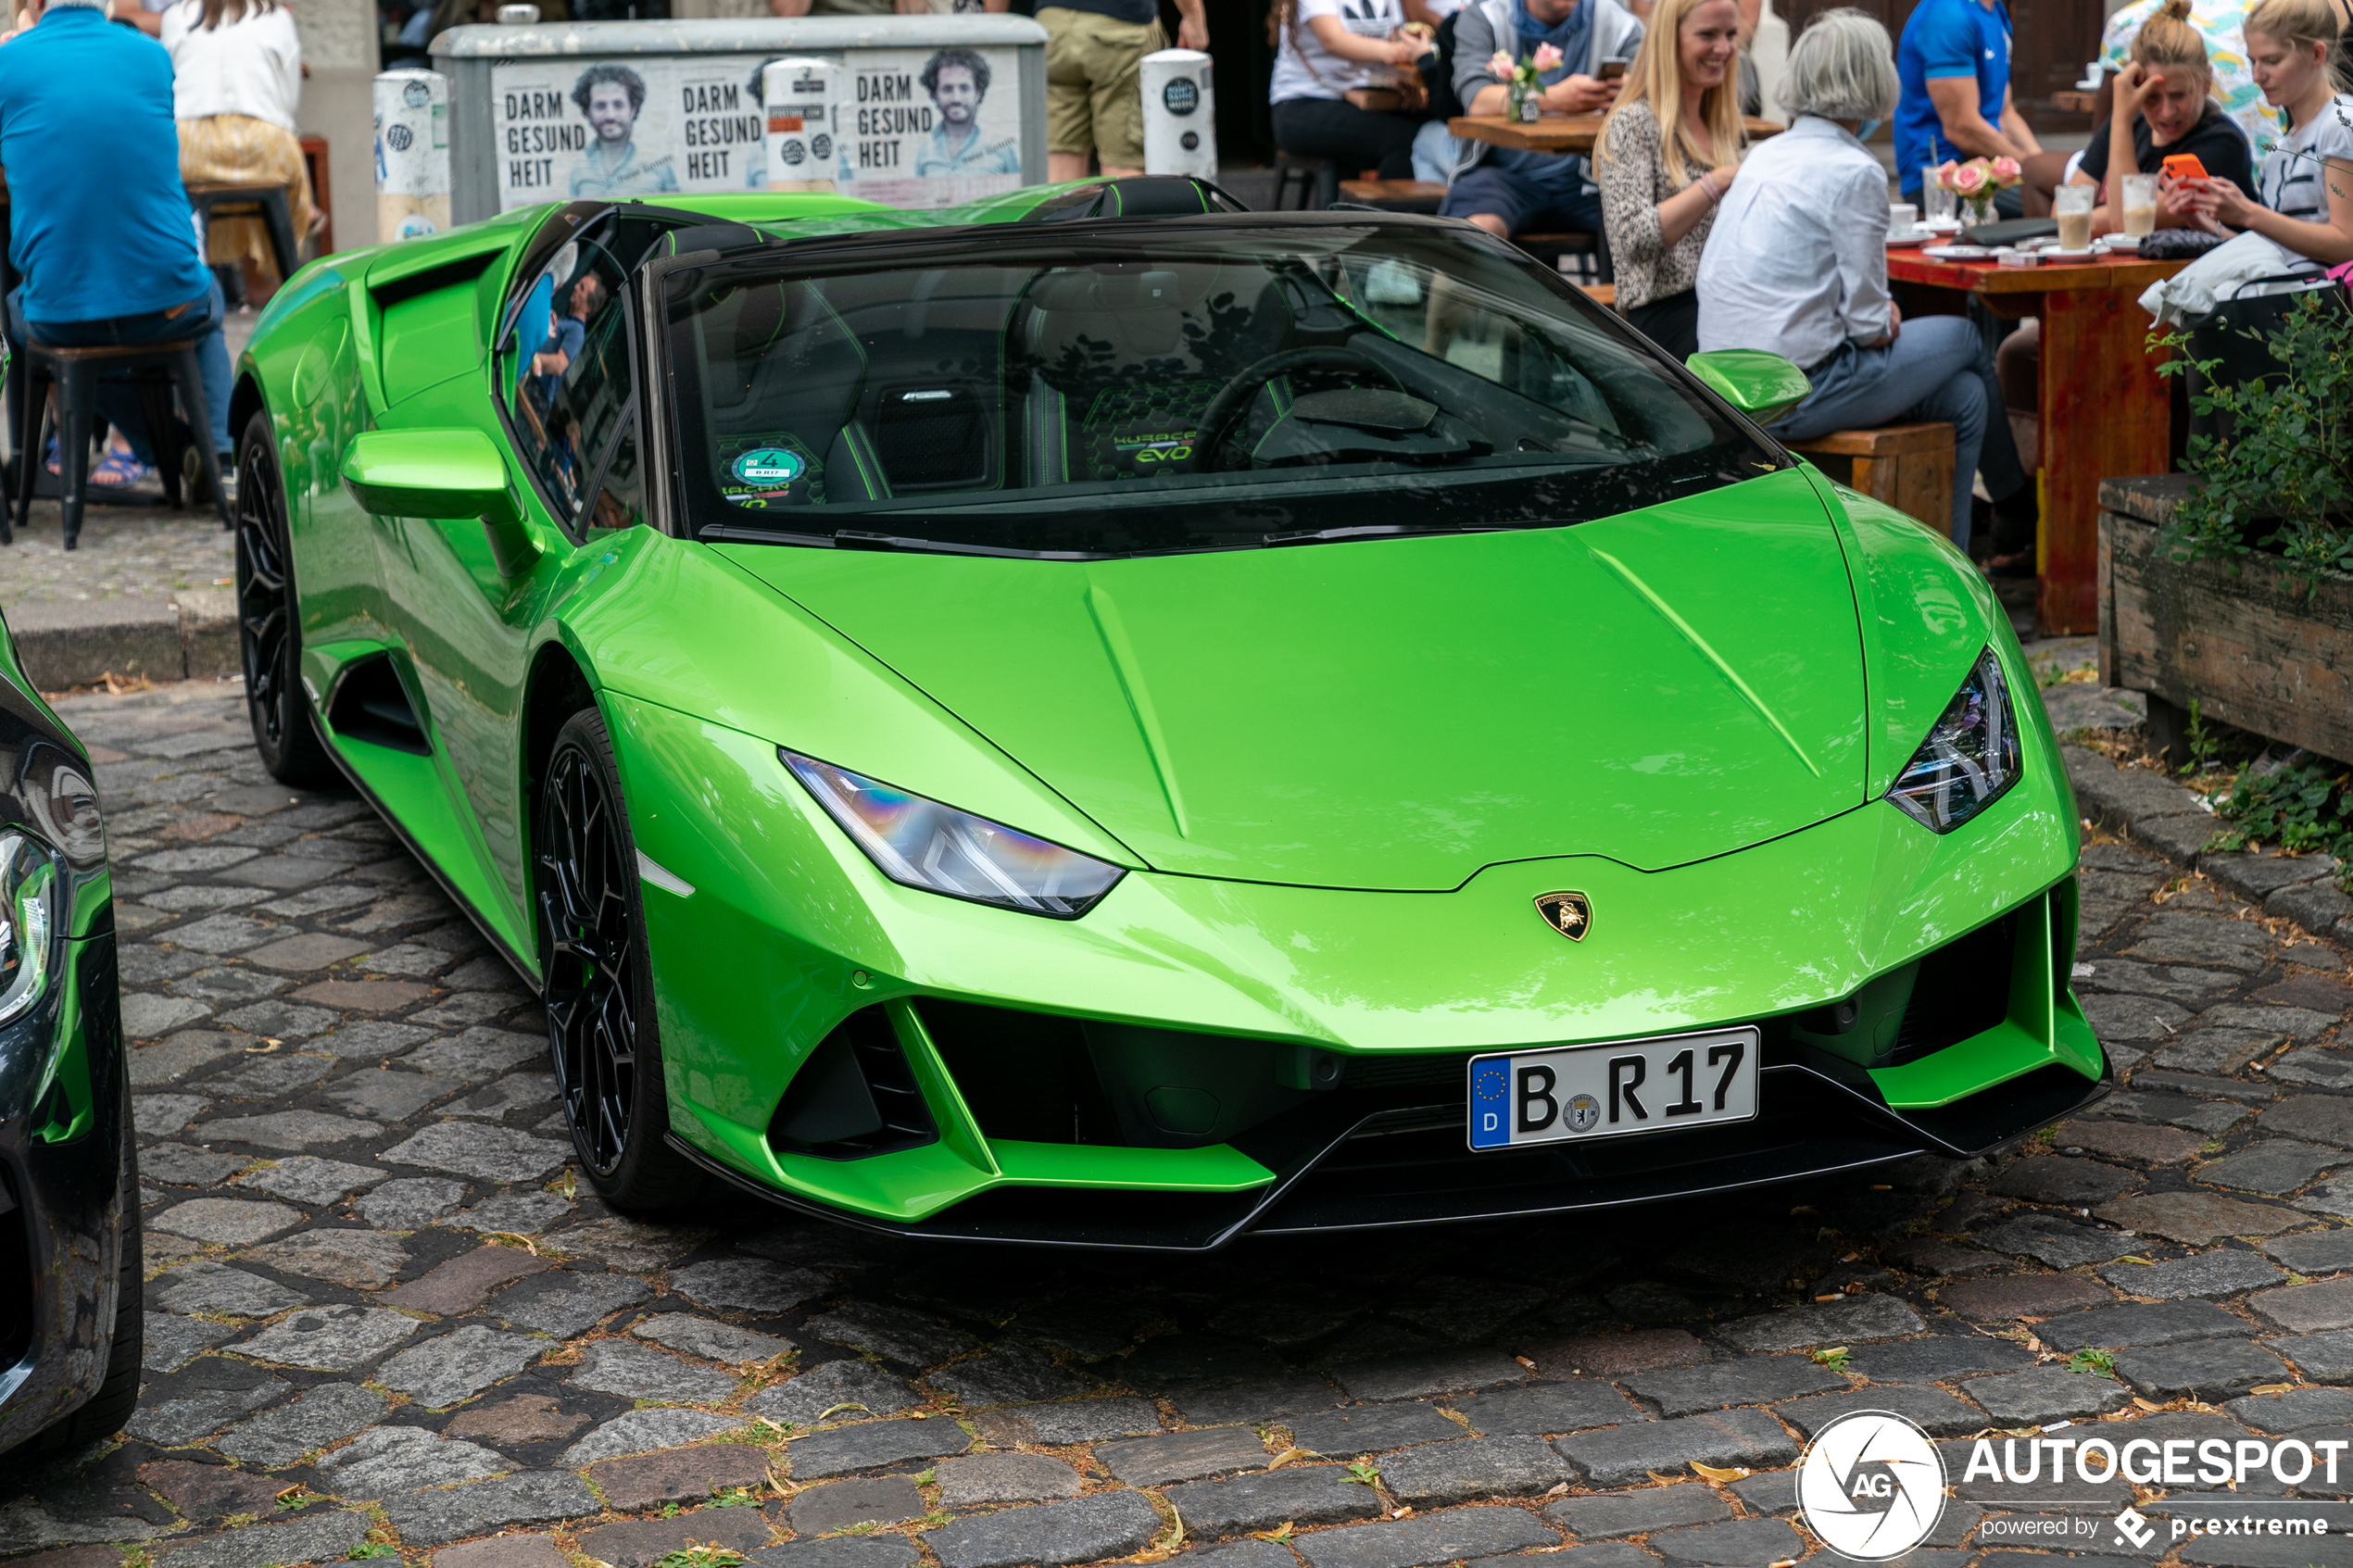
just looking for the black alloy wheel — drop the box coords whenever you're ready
[234,411,334,787]
[537,708,703,1208]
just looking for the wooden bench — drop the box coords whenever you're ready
[1788,422,1956,533]
[1338,178,1447,213]
[1579,282,1616,307]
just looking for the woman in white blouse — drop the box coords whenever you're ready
[1694,6,2035,549]
[161,0,317,292]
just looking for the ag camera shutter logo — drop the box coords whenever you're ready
[1798,1410,1946,1560]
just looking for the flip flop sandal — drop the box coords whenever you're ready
[88,447,151,489]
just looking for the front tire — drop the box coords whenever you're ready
[235,409,334,788]
[28,1067,143,1454]
[537,708,704,1210]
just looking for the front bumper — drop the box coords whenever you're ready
[621,681,2102,1248]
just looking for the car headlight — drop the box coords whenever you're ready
[1886,647,2021,834]
[0,830,63,1025]
[782,750,1126,919]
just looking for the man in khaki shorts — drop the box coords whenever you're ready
[1043,0,1206,179]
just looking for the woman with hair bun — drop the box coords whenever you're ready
[2183,0,2353,261]
[2070,0,2256,233]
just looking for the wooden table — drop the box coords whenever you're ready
[2051,89,2100,114]
[1449,114,1785,156]
[1886,248,2187,635]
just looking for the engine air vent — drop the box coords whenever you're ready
[327,656,431,756]
[769,1007,937,1160]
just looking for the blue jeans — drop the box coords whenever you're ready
[1770,314,2025,542]
[7,277,233,463]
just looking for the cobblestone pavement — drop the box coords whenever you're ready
[11,681,2353,1568]
[0,503,236,609]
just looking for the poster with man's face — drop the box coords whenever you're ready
[491,55,774,210]
[763,46,1023,209]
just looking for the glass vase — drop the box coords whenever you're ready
[1961,194,1995,230]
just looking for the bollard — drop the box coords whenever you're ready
[375,69,452,243]
[761,56,843,193]
[1139,47,1215,180]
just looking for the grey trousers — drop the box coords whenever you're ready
[1769,314,2027,543]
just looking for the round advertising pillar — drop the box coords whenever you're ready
[1139,48,1214,180]
[375,69,452,243]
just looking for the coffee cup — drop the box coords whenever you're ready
[1889,202,1919,230]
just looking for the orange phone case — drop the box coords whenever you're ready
[2162,153,2209,182]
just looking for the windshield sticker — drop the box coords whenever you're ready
[718,434,822,508]
[732,447,805,485]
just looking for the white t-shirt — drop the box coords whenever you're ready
[2259,93,2353,228]
[1269,0,1406,105]
[160,0,303,131]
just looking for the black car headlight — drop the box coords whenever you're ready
[0,830,63,1026]
[1886,648,2021,834]
[782,750,1126,919]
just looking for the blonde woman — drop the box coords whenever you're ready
[1596,0,1743,355]
[2070,0,2254,233]
[162,0,317,293]
[2182,0,2353,261]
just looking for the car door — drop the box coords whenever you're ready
[371,205,659,966]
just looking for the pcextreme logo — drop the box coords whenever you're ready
[1797,1410,1946,1560]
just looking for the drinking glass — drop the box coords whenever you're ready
[1922,169,1958,227]
[2120,173,2159,238]
[2054,183,2095,251]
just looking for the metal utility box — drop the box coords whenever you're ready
[433,16,1048,224]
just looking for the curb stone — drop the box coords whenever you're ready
[2,589,237,690]
[2062,743,2353,943]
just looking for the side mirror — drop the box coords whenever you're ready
[1684,349,1812,428]
[342,429,539,578]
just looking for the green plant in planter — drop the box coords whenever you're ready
[2156,294,2353,578]
[2206,757,2353,889]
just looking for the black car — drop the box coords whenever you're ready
[0,609,137,1457]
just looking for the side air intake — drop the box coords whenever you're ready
[327,656,431,756]
[769,1007,937,1160]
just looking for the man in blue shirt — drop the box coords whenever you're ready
[1894,0,2043,211]
[0,0,233,489]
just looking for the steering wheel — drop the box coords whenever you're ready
[1190,346,1404,473]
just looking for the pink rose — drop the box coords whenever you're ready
[1989,156,2021,182]
[1489,48,1516,78]
[1950,162,1988,195]
[1532,41,1564,72]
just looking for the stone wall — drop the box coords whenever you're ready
[293,0,382,250]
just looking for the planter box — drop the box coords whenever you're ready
[2099,473,2353,764]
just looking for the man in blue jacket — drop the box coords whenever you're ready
[0,0,233,495]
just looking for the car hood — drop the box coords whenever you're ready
[715,470,1869,890]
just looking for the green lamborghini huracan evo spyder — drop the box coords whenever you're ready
[229,176,2106,1249]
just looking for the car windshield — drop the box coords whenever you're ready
[661,220,1777,557]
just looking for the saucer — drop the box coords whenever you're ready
[1886,227,1932,246]
[2045,246,2101,261]
[1923,244,1992,259]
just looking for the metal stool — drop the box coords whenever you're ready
[186,183,301,282]
[1272,150,1340,211]
[9,337,231,550]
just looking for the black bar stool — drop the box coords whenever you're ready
[187,183,300,283]
[9,337,231,550]
[1272,151,1340,211]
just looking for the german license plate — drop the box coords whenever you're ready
[1467,1026,1760,1150]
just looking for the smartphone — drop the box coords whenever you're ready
[2161,152,2209,182]
[1598,56,1629,79]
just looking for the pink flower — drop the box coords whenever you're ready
[1950,161,1988,195]
[1531,41,1564,72]
[1489,48,1516,78]
[1934,158,1960,191]
[1989,155,2021,183]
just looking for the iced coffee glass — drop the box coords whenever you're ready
[2121,173,2158,237]
[2055,183,2095,250]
